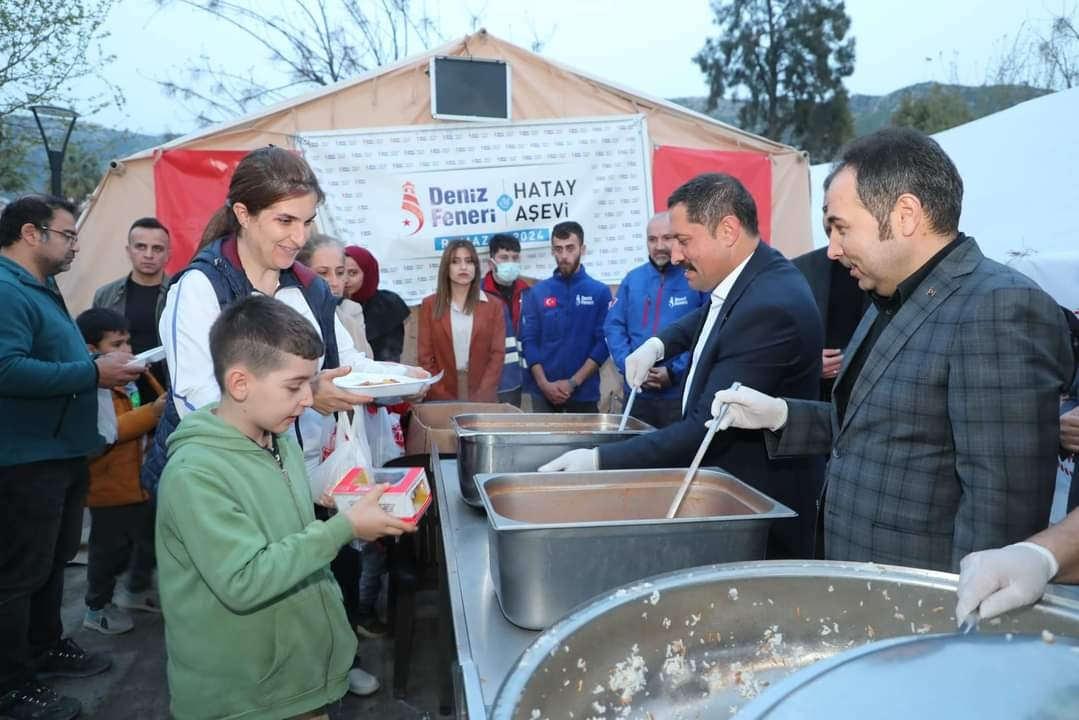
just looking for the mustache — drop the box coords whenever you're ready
[681,261,696,273]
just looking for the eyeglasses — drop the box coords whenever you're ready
[40,225,79,246]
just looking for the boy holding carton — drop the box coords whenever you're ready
[76,308,166,635]
[155,295,415,720]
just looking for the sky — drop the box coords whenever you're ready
[83,0,1056,135]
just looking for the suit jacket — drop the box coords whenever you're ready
[599,242,824,558]
[417,292,506,402]
[769,237,1073,571]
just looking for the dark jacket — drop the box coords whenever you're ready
[92,272,171,319]
[519,265,611,402]
[361,290,410,363]
[141,237,339,496]
[598,243,824,559]
[0,256,100,466]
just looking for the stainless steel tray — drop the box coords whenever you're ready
[490,561,1079,719]
[477,468,795,630]
[452,413,654,507]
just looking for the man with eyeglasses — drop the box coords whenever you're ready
[93,217,172,392]
[0,195,143,720]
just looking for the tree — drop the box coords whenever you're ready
[890,84,973,134]
[1037,10,1079,88]
[694,0,856,160]
[0,0,120,120]
[0,0,121,196]
[156,0,441,126]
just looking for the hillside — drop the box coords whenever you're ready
[1,81,1051,199]
[670,82,1049,144]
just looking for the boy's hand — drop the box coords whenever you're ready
[345,484,417,541]
[152,394,167,417]
[315,490,336,509]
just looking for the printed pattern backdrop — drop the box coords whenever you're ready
[296,115,653,304]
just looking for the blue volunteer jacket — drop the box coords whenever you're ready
[520,265,611,402]
[604,261,709,399]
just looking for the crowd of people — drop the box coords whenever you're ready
[1,127,1077,720]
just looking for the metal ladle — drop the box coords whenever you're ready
[666,381,742,518]
[618,386,639,432]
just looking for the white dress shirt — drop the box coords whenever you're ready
[450,291,488,370]
[681,254,753,414]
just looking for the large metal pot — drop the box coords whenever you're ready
[477,468,795,630]
[491,560,1079,719]
[452,413,653,507]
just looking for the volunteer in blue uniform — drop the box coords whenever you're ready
[520,221,611,413]
[605,211,708,427]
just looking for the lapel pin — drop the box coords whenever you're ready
[926,287,937,297]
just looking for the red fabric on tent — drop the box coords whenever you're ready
[154,149,247,273]
[652,146,773,244]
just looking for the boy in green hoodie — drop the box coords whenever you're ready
[155,295,415,720]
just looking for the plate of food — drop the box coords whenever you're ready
[332,369,442,400]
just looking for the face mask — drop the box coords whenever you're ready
[494,261,520,284]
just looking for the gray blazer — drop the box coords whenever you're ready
[768,237,1072,571]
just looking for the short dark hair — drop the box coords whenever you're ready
[488,233,520,256]
[552,221,584,244]
[209,295,324,389]
[827,127,963,236]
[77,308,129,346]
[666,173,759,237]
[128,217,170,240]
[0,195,78,248]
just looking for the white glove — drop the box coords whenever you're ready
[538,448,599,473]
[955,541,1060,622]
[625,337,664,389]
[709,384,788,432]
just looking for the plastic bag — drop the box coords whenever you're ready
[96,388,118,445]
[363,405,405,467]
[310,411,372,497]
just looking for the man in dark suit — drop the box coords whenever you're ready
[539,173,824,559]
[711,128,1073,572]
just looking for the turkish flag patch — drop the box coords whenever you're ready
[544,296,558,308]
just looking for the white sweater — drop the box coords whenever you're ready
[159,269,404,477]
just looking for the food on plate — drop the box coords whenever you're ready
[356,378,401,386]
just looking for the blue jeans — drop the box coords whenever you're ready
[357,540,386,617]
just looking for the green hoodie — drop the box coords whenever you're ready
[156,406,358,720]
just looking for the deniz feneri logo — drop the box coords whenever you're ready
[401,181,424,236]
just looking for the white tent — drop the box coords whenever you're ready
[807,87,1079,307]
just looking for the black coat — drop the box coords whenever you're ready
[598,242,825,558]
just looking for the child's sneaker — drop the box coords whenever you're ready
[83,605,134,635]
[347,667,380,696]
[115,587,162,613]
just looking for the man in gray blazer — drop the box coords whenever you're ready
[710,128,1073,572]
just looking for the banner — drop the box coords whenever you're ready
[652,146,772,244]
[297,115,653,304]
[153,149,248,273]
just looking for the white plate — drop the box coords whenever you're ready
[125,345,166,369]
[332,370,441,399]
